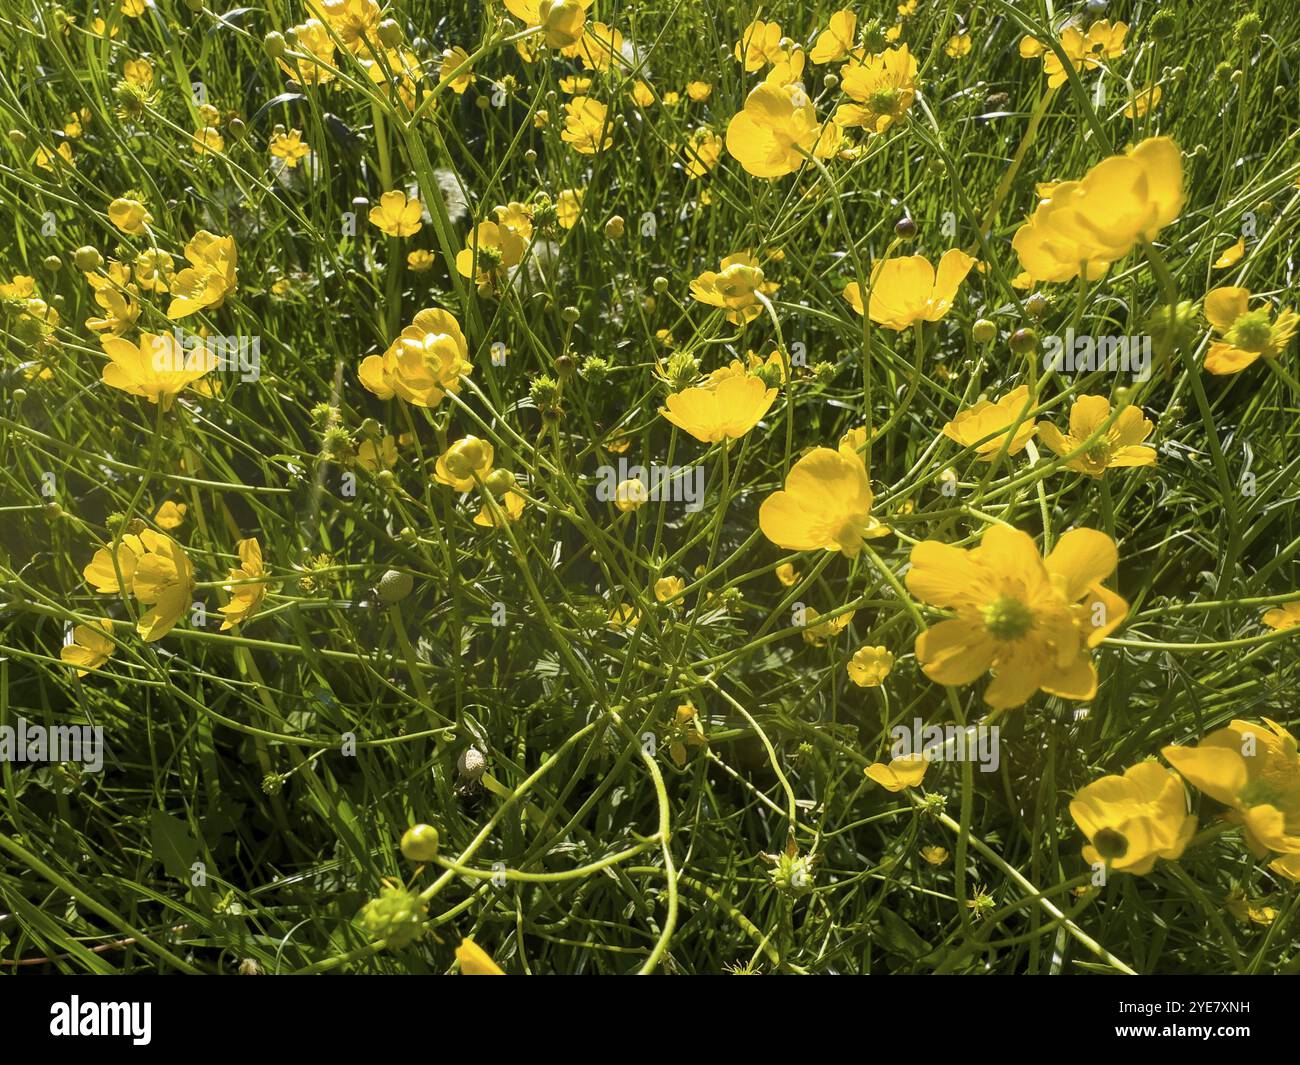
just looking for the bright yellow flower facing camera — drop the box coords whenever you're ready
[907,525,1127,709]
[1201,286,1297,375]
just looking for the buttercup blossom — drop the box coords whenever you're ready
[167,231,238,320]
[1262,600,1300,632]
[60,618,116,676]
[1201,286,1297,375]
[659,371,777,443]
[726,81,840,179]
[1019,20,1128,88]
[865,754,928,792]
[504,0,590,48]
[561,96,612,154]
[907,526,1127,709]
[1037,396,1157,476]
[689,253,777,325]
[369,190,424,237]
[811,10,859,64]
[942,386,1037,459]
[1163,719,1300,879]
[84,531,196,641]
[847,645,894,687]
[835,45,919,133]
[1069,762,1195,874]
[219,538,270,630]
[759,431,891,556]
[734,20,788,71]
[1012,137,1184,284]
[455,221,526,289]
[100,331,215,409]
[843,248,975,330]
[359,307,472,407]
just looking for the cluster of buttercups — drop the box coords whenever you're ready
[26,2,1300,968]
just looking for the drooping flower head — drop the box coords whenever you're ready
[1070,762,1195,874]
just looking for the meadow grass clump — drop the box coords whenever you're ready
[0,0,1297,975]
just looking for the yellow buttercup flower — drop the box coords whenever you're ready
[835,45,918,133]
[100,332,216,409]
[865,754,928,792]
[474,490,527,528]
[357,435,399,471]
[1020,20,1127,88]
[435,436,495,492]
[167,231,238,320]
[134,249,174,293]
[192,127,225,156]
[759,434,890,556]
[407,249,434,272]
[455,937,505,974]
[682,129,723,178]
[735,20,787,71]
[659,372,776,443]
[907,525,1127,709]
[60,619,116,677]
[123,57,153,88]
[154,501,188,529]
[847,645,894,687]
[1202,287,1297,375]
[369,190,423,238]
[944,32,972,59]
[1070,761,1195,875]
[556,188,584,228]
[1012,137,1184,284]
[843,248,974,331]
[811,10,858,65]
[359,307,471,408]
[572,22,624,71]
[439,46,475,93]
[108,196,151,235]
[313,0,381,51]
[686,81,712,102]
[269,128,310,167]
[942,385,1037,459]
[219,537,270,630]
[1037,395,1156,476]
[1262,600,1300,632]
[1163,719,1300,868]
[85,268,140,336]
[455,221,526,289]
[504,0,590,48]
[726,81,839,179]
[84,530,195,642]
[1124,85,1162,119]
[920,845,949,865]
[278,20,337,84]
[688,252,776,325]
[561,96,612,154]
[654,576,685,603]
[801,606,855,646]
[775,562,800,587]
[1212,236,1245,269]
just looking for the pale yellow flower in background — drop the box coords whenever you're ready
[219,538,270,630]
[847,645,894,687]
[369,190,424,237]
[60,619,116,677]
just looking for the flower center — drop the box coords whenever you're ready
[1093,828,1128,861]
[981,594,1035,640]
[1226,309,1273,351]
[869,87,900,113]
